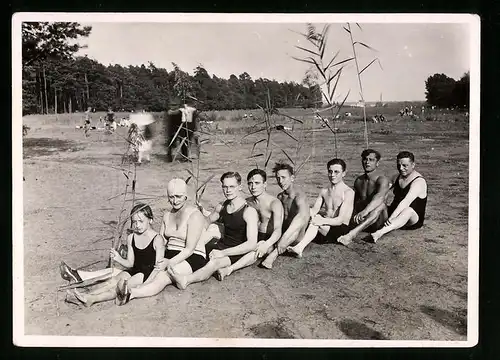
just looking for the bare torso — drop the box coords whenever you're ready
[354,171,385,211]
[278,188,305,230]
[246,193,277,235]
[321,183,350,218]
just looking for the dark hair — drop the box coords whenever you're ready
[220,171,242,184]
[397,151,415,162]
[361,149,381,161]
[247,168,267,182]
[327,158,347,172]
[130,203,153,220]
[272,161,294,176]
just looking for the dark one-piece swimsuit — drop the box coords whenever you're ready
[206,201,249,265]
[125,234,158,280]
[388,175,427,230]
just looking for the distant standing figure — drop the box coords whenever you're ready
[368,151,427,243]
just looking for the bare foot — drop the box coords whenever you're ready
[115,279,131,306]
[337,234,354,246]
[260,257,274,269]
[167,266,188,290]
[71,289,93,307]
[368,232,380,243]
[286,246,303,258]
[215,267,232,281]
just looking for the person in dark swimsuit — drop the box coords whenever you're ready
[214,169,284,280]
[168,172,259,290]
[68,204,164,307]
[115,178,208,305]
[369,151,428,243]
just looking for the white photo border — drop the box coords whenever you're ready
[12,12,480,348]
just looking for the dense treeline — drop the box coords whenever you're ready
[22,22,322,115]
[425,72,469,110]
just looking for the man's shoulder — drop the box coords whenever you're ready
[374,172,391,184]
[343,183,355,196]
[354,174,366,183]
[412,173,427,185]
[243,204,259,218]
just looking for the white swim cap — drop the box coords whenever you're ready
[167,178,188,196]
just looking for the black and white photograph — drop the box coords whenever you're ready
[13,13,480,347]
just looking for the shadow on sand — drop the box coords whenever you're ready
[420,305,467,336]
[337,319,388,340]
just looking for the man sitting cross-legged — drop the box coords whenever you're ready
[258,162,311,269]
[368,151,427,243]
[337,149,391,246]
[215,168,284,280]
[168,171,259,289]
[287,158,354,257]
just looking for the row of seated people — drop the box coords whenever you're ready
[60,150,427,307]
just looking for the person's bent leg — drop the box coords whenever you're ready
[216,252,256,281]
[77,268,122,281]
[73,272,133,307]
[371,207,419,243]
[286,224,320,258]
[168,257,230,290]
[82,271,130,296]
[338,204,387,245]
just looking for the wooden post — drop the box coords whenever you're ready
[69,96,72,114]
[85,73,90,101]
[38,69,43,114]
[54,88,58,114]
[43,65,48,114]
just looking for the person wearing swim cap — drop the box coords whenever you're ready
[115,178,208,305]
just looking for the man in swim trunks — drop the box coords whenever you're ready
[369,151,428,243]
[257,162,310,269]
[114,178,207,304]
[337,149,391,245]
[288,158,355,257]
[214,168,284,280]
[168,172,259,289]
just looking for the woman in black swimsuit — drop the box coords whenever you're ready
[69,203,164,307]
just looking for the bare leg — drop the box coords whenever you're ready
[72,273,141,307]
[168,257,230,290]
[371,207,419,243]
[216,251,256,281]
[338,204,387,246]
[287,224,319,258]
[77,268,122,281]
[262,226,305,268]
[128,263,193,301]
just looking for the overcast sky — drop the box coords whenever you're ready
[74,20,471,102]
